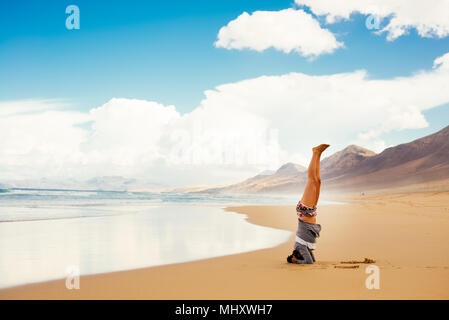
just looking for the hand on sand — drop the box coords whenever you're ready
[312,144,330,154]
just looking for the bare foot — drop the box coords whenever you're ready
[312,144,330,153]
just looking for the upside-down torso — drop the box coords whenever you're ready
[299,216,316,224]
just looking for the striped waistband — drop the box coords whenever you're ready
[295,235,316,250]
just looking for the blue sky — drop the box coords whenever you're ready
[0,0,448,184]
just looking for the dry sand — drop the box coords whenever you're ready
[1,191,449,299]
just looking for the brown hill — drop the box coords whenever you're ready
[275,163,307,176]
[321,145,376,178]
[326,125,449,191]
[202,144,374,193]
[202,125,449,194]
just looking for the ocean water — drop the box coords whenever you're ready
[0,188,338,289]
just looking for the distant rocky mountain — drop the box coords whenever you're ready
[86,176,138,191]
[324,125,449,192]
[3,176,164,192]
[201,125,449,194]
[275,163,307,176]
[258,169,276,176]
[199,144,377,194]
[321,145,376,178]
[197,163,306,194]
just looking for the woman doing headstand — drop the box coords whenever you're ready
[287,144,330,264]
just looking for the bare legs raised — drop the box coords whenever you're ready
[300,144,330,208]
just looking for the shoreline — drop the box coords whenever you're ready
[1,191,449,299]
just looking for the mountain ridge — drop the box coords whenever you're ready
[200,125,449,194]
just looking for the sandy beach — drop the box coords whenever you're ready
[1,191,449,300]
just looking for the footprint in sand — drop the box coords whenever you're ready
[334,258,376,269]
[335,265,360,269]
[287,258,377,270]
[340,258,376,264]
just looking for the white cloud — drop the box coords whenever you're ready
[0,98,282,184]
[86,98,180,164]
[0,99,69,117]
[0,104,90,179]
[1,53,449,185]
[295,0,449,40]
[215,9,343,57]
[191,54,449,159]
[434,52,449,70]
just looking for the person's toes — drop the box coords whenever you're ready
[313,144,330,153]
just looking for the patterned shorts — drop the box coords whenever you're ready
[296,201,317,218]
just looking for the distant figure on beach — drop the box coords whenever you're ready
[287,144,330,264]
